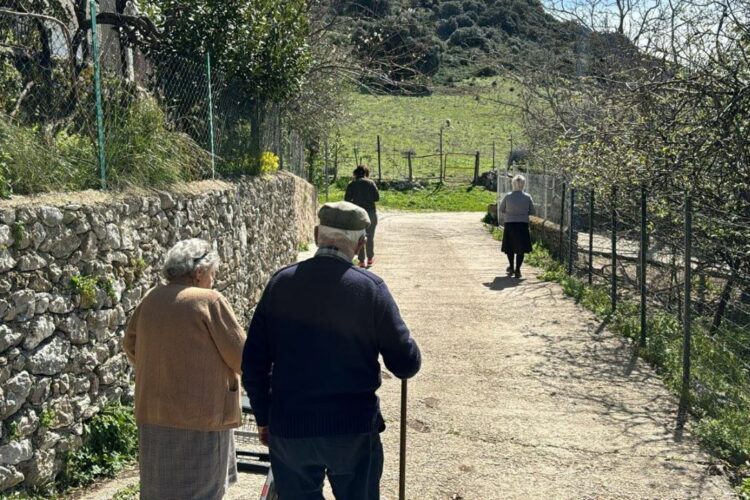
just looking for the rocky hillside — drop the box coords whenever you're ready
[334,0,633,89]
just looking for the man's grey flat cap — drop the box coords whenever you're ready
[318,201,371,230]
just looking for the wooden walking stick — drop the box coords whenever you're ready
[399,379,407,500]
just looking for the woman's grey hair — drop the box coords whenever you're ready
[512,174,526,192]
[317,225,365,251]
[162,239,220,281]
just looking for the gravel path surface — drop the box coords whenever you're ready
[86,211,735,499]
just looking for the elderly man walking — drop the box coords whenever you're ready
[242,201,421,500]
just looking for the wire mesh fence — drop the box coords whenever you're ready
[0,7,303,197]
[512,173,750,428]
[330,133,505,184]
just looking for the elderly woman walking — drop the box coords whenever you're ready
[499,174,536,279]
[123,239,246,500]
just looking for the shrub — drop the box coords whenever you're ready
[259,151,280,174]
[39,408,56,429]
[462,0,483,13]
[448,27,488,49]
[475,66,498,77]
[0,92,211,196]
[436,18,459,40]
[0,119,87,195]
[439,1,462,19]
[453,14,475,28]
[70,275,99,308]
[105,96,211,189]
[0,151,10,199]
[60,405,138,488]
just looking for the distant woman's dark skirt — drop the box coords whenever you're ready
[501,222,532,254]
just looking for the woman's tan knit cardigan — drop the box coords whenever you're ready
[123,284,246,431]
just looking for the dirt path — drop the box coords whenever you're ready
[88,211,734,499]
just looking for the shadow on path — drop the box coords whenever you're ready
[483,276,523,291]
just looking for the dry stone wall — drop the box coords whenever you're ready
[0,172,317,491]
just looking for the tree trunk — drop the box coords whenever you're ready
[711,274,735,335]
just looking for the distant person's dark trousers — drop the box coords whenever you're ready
[270,432,383,500]
[358,210,378,263]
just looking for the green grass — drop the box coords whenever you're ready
[0,95,212,197]
[336,79,523,181]
[111,483,140,500]
[526,242,750,490]
[321,181,496,212]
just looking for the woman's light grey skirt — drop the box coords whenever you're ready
[138,424,238,500]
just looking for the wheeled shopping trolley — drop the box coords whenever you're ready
[236,395,278,499]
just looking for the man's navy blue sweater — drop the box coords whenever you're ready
[241,253,421,438]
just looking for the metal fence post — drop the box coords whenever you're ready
[206,52,216,179]
[89,0,106,189]
[543,173,549,220]
[279,118,285,171]
[568,188,576,275]
[611,186,617,311]
[588,189,594,285]
[559,182,566,260]
[377,135,382,182]
[640,185,648,346]
[680,195,693,412]
[324,140,329,202]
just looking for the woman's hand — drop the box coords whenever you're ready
[258,425,270,447]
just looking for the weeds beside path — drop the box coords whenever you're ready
[83,211,734,499]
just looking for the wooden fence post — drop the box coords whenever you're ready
[473,151,480,184]
[407,151,413,182]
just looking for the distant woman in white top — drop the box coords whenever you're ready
[499,175,536,278]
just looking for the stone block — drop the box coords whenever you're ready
[0,325,23,353]
[38,207,64,227]
[0,439,33,465]
[27,338,70,376]
[0,250,16,273]
[0,466,24,491]
[1,371,32,419]
[22,316,56,350]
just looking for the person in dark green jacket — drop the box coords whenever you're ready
[345,165,380,268]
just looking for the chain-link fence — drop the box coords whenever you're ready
[0,7,303,197]
[506,173,750,452]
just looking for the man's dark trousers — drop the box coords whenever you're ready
[270,432,383,500]
[357,209,378,263]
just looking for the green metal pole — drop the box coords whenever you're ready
[568,188,575,275]
[90,0,106,189]
[206,52,216,179]
[559,183,566,260]
[324,140,329,202]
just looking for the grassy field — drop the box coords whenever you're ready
[333,79,523,182]
[320,181,497,212]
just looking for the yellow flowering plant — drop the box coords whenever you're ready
[259,151,280,174]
